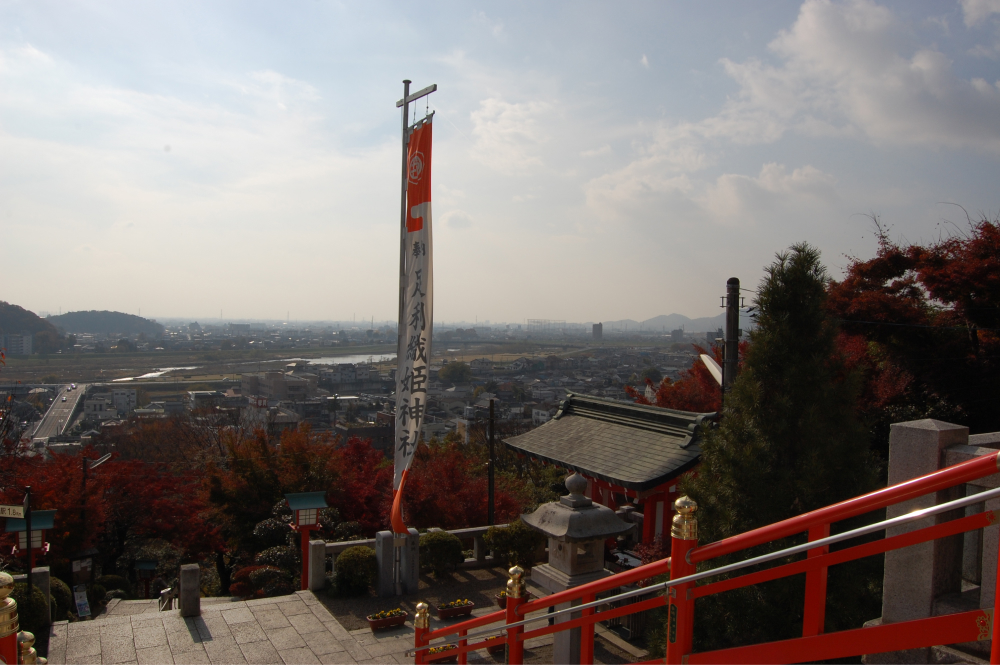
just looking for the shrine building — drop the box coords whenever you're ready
[503,393,716,545]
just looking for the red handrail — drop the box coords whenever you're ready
[691,450,999,563]
[415,446,1000,664]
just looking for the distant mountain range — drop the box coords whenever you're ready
[600,312,725,333]
[47,310,165,336]
[599,312,753,333]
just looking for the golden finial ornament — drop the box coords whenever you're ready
[18,630,37,664]
[414,602,429,629]
[671,496,699,541]
[507,565,525,599]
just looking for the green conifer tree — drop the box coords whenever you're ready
[680,243,881,650]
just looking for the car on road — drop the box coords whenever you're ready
[71,383,76,389]
[62,396,67,402]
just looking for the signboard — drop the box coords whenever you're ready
[0,506,23,519]
[74,584,91,617]
[72,557,94,586]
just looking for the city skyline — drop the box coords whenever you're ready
[3,1,999,321]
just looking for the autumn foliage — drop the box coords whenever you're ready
[827,216,1000,440]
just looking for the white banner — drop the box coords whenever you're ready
[393,116,433,496]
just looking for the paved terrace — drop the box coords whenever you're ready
[45,587,642,665]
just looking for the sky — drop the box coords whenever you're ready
[2,0,999,325]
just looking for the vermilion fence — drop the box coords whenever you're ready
[410,450,1000,664]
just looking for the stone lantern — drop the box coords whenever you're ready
[522,472,633,664]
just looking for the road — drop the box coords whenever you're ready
[32,384,85,440]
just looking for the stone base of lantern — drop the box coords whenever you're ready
[531,564,614,665]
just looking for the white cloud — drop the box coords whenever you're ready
[441,209,473,229]
[961,0,1000,27]
[469,98,551,175]
[712,0,1000,152]
[641,54,649,69]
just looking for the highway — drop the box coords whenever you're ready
[32,384,85,440]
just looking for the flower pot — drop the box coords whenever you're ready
[436,602,475,620]
[495,594,506,609]
[366,611,408,630]
[427,645,458,663]
[485,636,505,655]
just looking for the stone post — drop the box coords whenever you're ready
[400,528,420,594]
[375,531,395,597]
[873,419,968,663]
[308,541,326,592]
[31,568,50,626]
[179,564,200,617]
[473,534,487,564]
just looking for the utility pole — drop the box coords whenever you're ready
[722,277,741,396]
[24,487,31,615]
[488,399,495,526]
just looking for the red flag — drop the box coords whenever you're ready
[390,470,409,534]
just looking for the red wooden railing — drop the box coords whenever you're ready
[411,451,1000,664]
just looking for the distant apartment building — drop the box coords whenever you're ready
[670,329,684,343]
[1,333,32,356]
[706,328,723,347]
[593,323,603,341]
[112,389,137,416]
[84,396,117,422]
[240,371,312,401]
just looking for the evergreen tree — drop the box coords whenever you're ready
[680,243,880,650]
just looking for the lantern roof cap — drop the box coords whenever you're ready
[285,492,327,511]
[6,510,55,532]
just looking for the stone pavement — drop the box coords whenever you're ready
[45,587,643,664]
[46,591,417,665]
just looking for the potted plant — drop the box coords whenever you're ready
[427,644,458,663]
[366,607,408,630]
[495,589,507,609]
[437,598,475,620]
[484,635,505,655]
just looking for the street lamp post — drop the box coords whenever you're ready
[284,492,328,591]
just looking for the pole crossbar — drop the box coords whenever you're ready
[396,84,437,107]
[409,483,1000,656]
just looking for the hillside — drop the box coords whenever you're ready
[0,301,58,335]
[47,310,165,336]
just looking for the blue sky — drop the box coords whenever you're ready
[2,0,999,324]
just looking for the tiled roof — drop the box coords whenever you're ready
[503,393,715,492]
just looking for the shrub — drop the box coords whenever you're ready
[86,584,107,613]
[419,531,465,577]
[261,579,295,598]
[248,567,290,589]
[50,577,73,621]
[484,520,544,568]
[253,518,293,550]
[230,565,269,599]
[106,589,128,601]
[334,546,377,596]
[11,583,47,635]
[254,546,300,571]
[96,574,133,598]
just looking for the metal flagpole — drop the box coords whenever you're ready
[397,79,410,375]
[394,79,437,595]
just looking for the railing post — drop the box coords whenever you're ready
[458,628,468,665]
[803,523,830,637]
[413,602,429,665]
[666,496,698,665]
[505,566,526,665]
[579,592,596,665]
